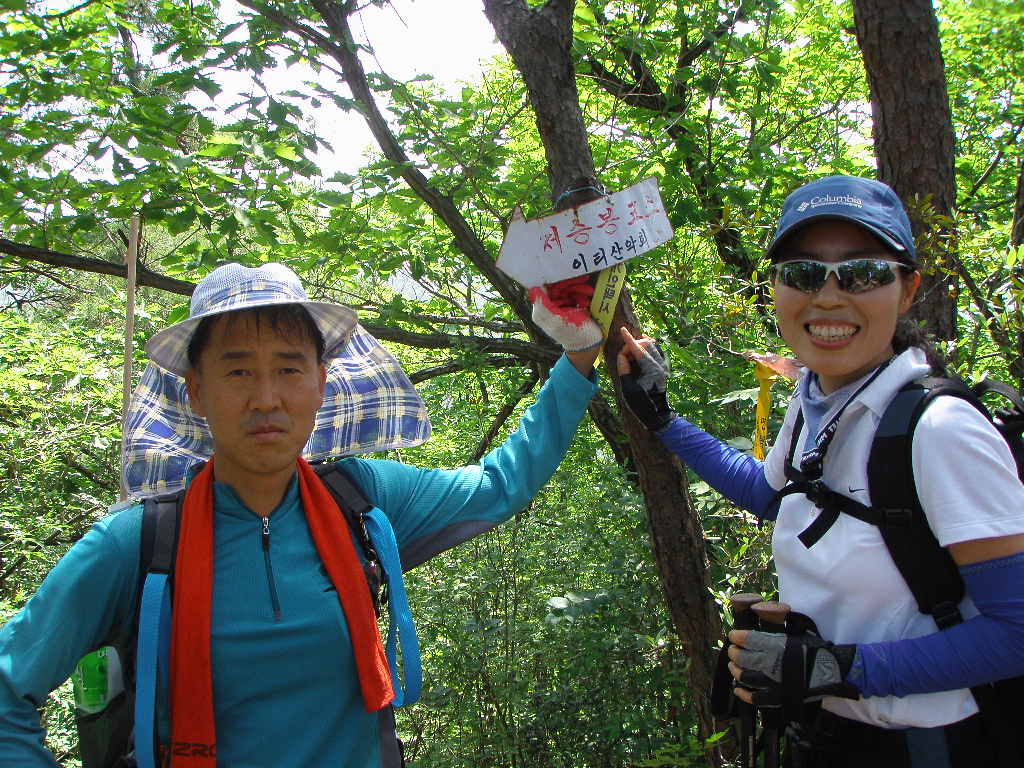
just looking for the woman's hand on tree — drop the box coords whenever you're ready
[617,327,676,432]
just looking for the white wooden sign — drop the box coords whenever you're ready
[496,177,674,287]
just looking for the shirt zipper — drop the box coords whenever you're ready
[262,516,282,622]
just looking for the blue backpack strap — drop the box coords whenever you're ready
[364,507,422,707]
[313,461,422,707]
[134,492,182,768]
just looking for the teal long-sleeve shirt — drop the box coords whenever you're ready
[0,355,597,767]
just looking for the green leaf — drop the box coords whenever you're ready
[574,4,597,24]
[272,144,300,161]
[711,387,760,405]
[317,190,350,207]
[197,143,242,159]
[194,76,222,99]
[268,98,288,127]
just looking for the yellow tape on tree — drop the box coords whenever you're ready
[753,361,778,460]
[590,264,627,357]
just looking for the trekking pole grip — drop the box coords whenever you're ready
[729,592,764,768]
[729,592,765,631]
[751,600,791,630]
[750,601,791,768]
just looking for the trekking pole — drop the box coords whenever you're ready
[751,601,792,768]
[729,593,764,768]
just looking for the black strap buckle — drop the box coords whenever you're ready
[932,600,963,630]
[804,480,827,508]
[881,507,913,527]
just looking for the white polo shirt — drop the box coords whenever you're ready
[763,347,1024,728]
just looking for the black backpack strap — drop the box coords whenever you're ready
[866,377,977,628]
[972,379,1024,480]
[133,491,184,765]
[312,462,383,610]
[770,408,887,546]
[313,462,406,766]
[116,492,183,684]
[141,491,184,579]
[768,408,814,508]
[783,409,805,483]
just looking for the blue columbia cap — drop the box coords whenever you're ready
[766,175,917,265]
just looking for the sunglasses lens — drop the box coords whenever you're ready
[772,259,899,293]
[837,260,897,293]
[775,261,828,292]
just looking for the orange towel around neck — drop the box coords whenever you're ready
[166,458,393,765]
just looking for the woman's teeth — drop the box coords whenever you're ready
[807,324,857,341]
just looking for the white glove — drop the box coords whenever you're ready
[528,277,603,352]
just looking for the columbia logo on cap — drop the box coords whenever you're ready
[765,175,918,265]
[798,194,864,212]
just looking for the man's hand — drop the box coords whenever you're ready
[529,276,602,375]
[727,628,860,706]
[616,327,675,431]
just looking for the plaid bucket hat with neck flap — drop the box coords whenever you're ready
[122,262,432,496]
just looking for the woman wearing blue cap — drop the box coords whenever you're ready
[619,176,1024,765]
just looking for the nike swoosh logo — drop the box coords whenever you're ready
[848,487,865,494]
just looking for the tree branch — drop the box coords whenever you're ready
[41,0,101,20]
[468,370,539,462]
[408,356,523,384]
[240,0,546,344]
[1013,155,1024,248]
[586,390,629,466]
[585,55,666,112]
[0,239,195,295]
[1,237,562,365]
[398,312,522,334]
[675,2,747,73]
[958,116,1024,212]
[363,324,559,364]
[582,8,752,274]
[63,454,119,493]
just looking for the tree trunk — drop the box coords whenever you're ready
[852,0,958,341]
[1012,157,1024,249]
[483,0,722,757]
[1013,158,1024,384]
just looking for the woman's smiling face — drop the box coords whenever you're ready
[773,220,921,394]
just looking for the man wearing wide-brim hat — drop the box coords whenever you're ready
[0,262,603,767]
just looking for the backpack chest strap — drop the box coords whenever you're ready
[773,480,889,548]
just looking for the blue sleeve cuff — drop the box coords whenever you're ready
[655,416,778,520]
[852,550,1024,697]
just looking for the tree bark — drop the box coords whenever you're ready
[483,0,601,209]
[483,0,721,755]
[1013,157,1024,249]
[852,0,958,341]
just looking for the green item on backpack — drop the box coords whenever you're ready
[72,647,125,715]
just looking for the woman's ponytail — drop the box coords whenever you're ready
[892,316,948,376]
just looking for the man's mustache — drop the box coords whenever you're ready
[242,416,290,432]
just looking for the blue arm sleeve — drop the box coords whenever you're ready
[341,355,598,564]
[849,551,1024,697]
[0,510,141,766]
[655,416,779,521]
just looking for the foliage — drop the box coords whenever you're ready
[2,0,1024,765]
[0,294,140,610]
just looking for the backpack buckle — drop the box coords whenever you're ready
[932,600,963,630]
[805,480,826,507]
[881,508,913,527]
